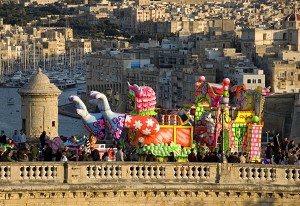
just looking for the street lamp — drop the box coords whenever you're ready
[219,101,228,163]
[211,103,237,163]
[266,130,270,144]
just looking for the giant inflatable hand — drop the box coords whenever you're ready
[69,91,160,142]
[69,95,106,140]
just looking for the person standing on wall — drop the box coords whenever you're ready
[19,130,26,148]
[0,130,7,145]
[40,131,47,148]
[11,130,20,146]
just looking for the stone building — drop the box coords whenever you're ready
[270,60,300,93]
[18,68,61,139]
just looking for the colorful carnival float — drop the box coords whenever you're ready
[69,77,271,162]
[193,76,272,162]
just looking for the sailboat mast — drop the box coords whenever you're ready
[33,39,36,70]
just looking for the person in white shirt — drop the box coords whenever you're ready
[60,152,68,161]
[19,130,26,147]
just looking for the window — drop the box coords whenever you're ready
[52,121,55,127]
[252,79,256,83]
[291,72,294,76]
[263,33,267,40]
[283,33,287,40]
[280,72,286,78]
[280,82,286,89]
[258,79,261,83]
[247,79,251,83]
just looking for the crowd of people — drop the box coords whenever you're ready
[263,134,300,165]
[0,130,299,165]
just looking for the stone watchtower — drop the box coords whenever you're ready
[18,68,62,139]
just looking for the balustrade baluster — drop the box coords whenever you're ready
[149,166,154,178]
[100,165,107,178]
[249,168,254,180]
[288,169,294,181]
[270,169,276,180]
[46,167,51,179]
[182,167,187,179]
[253,168,259,180]
[28,166,33,179]
[7,167,10,179]
[137,166,143,178]
[205,167,210,178]
[188,167,193,178]
[94,166,99,178]
[265,168,271,180]
[199,167,204,178]
[40,166,45,179]
[111,166,116,178]
[0,167,4,179]
[155,167,160,178]
[294,170,299,181]
[194,167,199,179]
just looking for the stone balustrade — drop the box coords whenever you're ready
[0,162,299,185]
[0,162,299,205]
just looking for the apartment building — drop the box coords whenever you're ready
[271,60,300,93]
[86,49,159,112]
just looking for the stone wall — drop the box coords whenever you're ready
[0,162,299,205]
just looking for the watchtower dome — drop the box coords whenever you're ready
[18,68,62,139]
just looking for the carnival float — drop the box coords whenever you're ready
[69,77,272,162]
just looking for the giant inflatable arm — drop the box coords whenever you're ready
[69,91,160,142]
[69,95,106,140]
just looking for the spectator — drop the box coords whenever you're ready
[91,147,100,161]
[265,143,274,159]
[102,152,109,161]
[39,131,47,148]
[30,144,39,161]
[273,132,281,153]
[280,137,289,157]
[60,152,68,161]
[227,152,240,163]
[0,130,7,144]
[168,152,177,162]
[44,144,53,161]
[146,150,156,162]
[288,151,297,165]
[55,149,63,161]
[188,148,197,162]
[239,152,246,163]
[19,130,26,148]
[116,147,124,161]
[2,149,15,162]
[11,130,20,145]
[288,140,295,153]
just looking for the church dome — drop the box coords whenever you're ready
[284,13,300,21]
[18,68,61,95]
